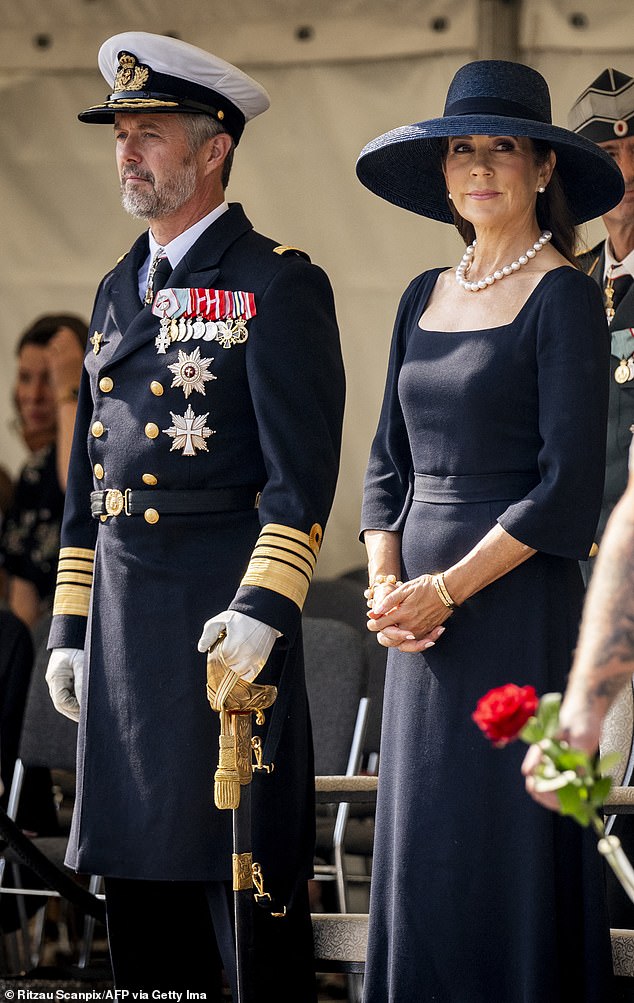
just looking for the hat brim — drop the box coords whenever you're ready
[356,114,625,224]
[79,97,181,123]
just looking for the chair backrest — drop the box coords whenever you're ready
[363,635,387,772]
[17,616,77,773]
[302,616,369,776]
[600,675,634,787]
[0,611,34,794]
[303,578,367,636]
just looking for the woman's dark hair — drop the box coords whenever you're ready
[439,137,578,266]
[17,314,89,354]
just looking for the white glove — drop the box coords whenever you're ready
[197,610,281,682]
[45,647,84,722]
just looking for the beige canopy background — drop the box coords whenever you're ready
[1,0,633,576]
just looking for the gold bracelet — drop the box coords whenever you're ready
[431,573,459,609]
[365,574,403,601]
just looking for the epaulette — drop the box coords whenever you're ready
[116,251,129,265]
[273,245,311,263]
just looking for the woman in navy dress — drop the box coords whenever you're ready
[356,61,625,1002]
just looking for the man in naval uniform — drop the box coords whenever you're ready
[44,31,345,999]
[568,69,634,583]
[569,68,634,935]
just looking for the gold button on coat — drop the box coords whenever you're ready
[91,420,104,438]
[94,463,104,480]
[144,508,160,524]
[144,422,159,439]
[142,473,158,486]
[150,381,164,397]
[99,376,114,393]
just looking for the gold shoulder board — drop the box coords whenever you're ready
[273,245,311,262]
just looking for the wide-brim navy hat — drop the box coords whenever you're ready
[356,60,624,225]
[79,32,270,145]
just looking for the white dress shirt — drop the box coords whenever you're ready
[137,201,229,301]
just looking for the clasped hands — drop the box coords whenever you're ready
[46,611,280,721]
[366,574,451,652]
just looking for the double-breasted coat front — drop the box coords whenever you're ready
[578,241,634,541]
[48,203,345,906]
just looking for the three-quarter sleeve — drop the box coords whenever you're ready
[498,268,609,559]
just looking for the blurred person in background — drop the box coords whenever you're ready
[1,314,87,628]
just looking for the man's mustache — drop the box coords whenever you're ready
[120,167,155,184]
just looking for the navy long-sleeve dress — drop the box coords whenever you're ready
[361,266,615,1003]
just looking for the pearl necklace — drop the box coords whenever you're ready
[455,231,552,292]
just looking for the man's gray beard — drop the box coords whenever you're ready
[120,160,198,220]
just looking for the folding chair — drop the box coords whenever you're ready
[0,626,104,972]
[303,616,369,915]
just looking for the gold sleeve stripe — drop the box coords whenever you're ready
[241,559,311,610]
[57,558,94,571]
[53,548,94,618]
[59,546,95,562]
[56,572,94,587]
[53,584,92,618]
[240,522,323,609]
[251,545,314,577]
[254,538,316,572]
[260,523,322,556]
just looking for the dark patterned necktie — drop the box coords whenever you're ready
[144,250,172,305]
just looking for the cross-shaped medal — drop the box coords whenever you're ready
[163,404,214,456]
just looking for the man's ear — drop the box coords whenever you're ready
[204,132,233,177]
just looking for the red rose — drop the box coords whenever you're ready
[472,683,539,746]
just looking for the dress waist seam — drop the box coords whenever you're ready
[413,470,538,503]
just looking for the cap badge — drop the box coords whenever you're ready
[114,52,150,93]
[614,120,629,137]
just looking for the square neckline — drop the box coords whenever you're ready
[417,265,575,334]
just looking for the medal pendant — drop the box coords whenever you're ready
[203,321,218,341]
[181,320,194,342]
[155,318,172,354]
[627,358,634,381]
[192,318,206,340]
[169,319,179,342]
[177,318,187,342]
[615,359,630,384]
[215,321,232,349]
[229,317,248,345]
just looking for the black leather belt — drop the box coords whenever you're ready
[91,486,261,518]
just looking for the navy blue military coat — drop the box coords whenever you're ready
[578,241,634,541]
[48,203,345,897]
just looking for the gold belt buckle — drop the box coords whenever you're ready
[104,489,124,517]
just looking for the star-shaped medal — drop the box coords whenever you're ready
[167,347,217,398]
[163,404,215,456]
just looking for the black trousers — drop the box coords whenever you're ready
[104,876,317,1002]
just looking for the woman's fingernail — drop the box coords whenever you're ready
[424,641,435,649]
[405,633,416,640]
[436,627,446,636]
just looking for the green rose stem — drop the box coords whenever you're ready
[520,699,634,905]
